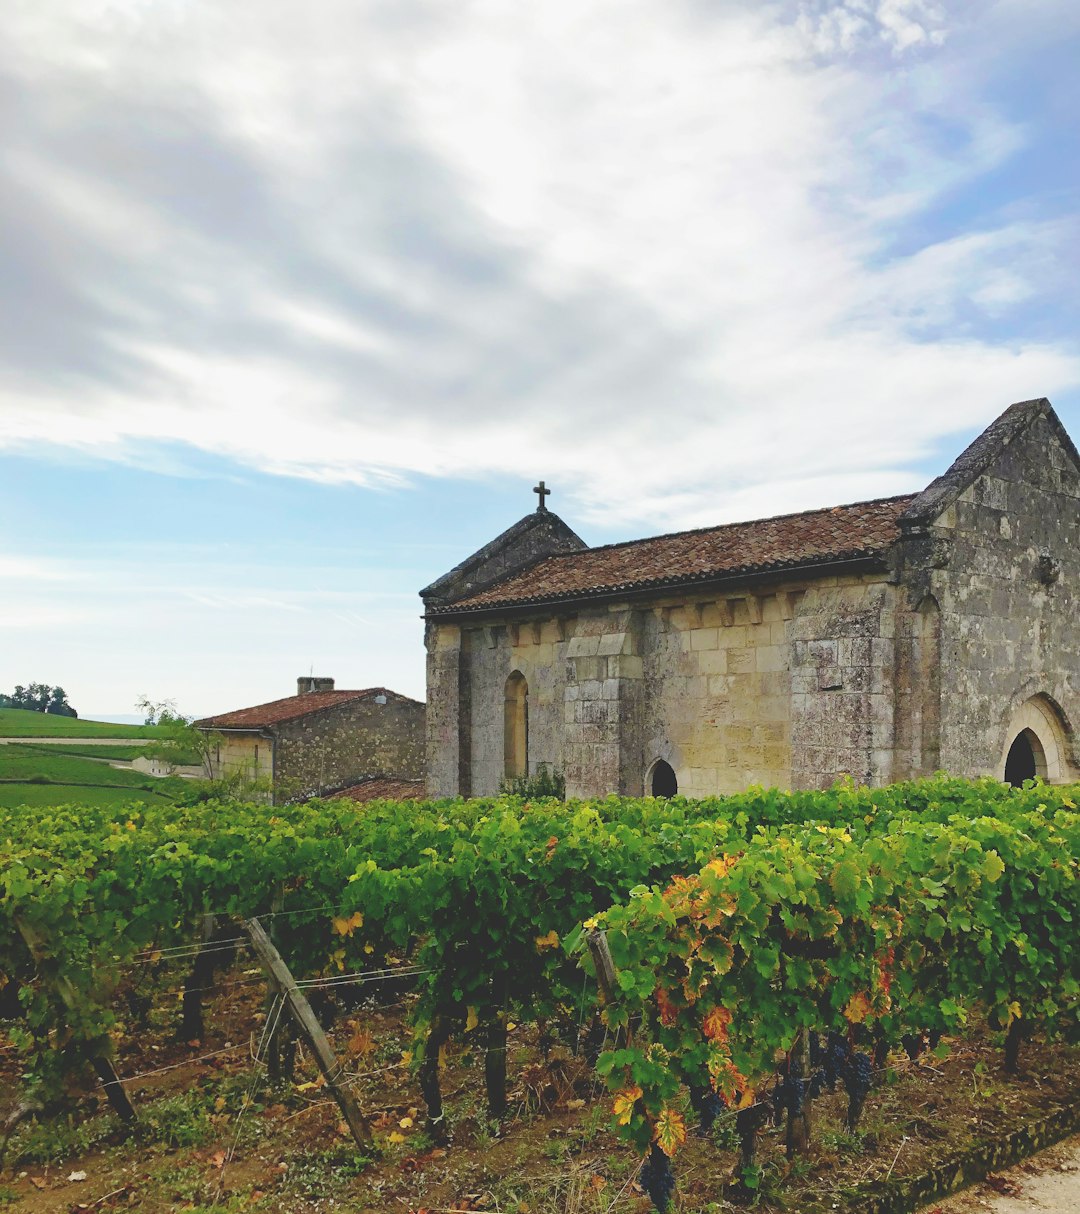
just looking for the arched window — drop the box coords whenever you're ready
[649,759,678,797]
[1004,729,1047,787]
[504,672,528,779]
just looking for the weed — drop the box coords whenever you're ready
[822,1128,868,1154]
[284,1144,375,1199]
[8,1111,118,1166]
[140,1092,213,1149]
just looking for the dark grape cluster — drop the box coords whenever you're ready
[778,1057,808,1116]
[689,1087,723,1131]
[901,1032,925,1061]
[639,1144,676,1212]
[843,1049,874,1098]
[842,1049,874,1129]
[822,1031,851,1092]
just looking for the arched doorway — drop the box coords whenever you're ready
[649,759,678,797]
[999,695,1074,785]
[504,672,528,780]
[1004,729,1046,787]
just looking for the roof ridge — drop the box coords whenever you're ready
[529,493,918,563]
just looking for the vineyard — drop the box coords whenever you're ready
[1,779,1078,1212]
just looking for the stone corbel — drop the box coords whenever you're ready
[775,591,796,621]
[716,599,734,627]
[744,594,763,625]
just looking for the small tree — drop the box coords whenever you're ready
[136,696,217,779]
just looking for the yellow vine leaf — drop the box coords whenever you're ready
[332,910,364,937]
[654,1106,687,1156]
[1006,1001,1022,1027]
[844,991,872,1024]
[535,930,560,952]
[738,1086,756,1110]
[613,1085,642,1126]
[466,1006,480,1032]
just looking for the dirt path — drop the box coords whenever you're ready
[920,1134,1080,1213]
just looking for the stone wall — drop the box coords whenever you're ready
[209,733,271,783]
[273,693,425,801]
[427,576,895,799]
[902,411,1080,780]
[789,575,899,789]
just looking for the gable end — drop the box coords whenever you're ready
[901,399,1080,529]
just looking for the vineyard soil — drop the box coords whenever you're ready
[1,963,1078,1214]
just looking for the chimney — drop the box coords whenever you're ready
[297,676,335,695]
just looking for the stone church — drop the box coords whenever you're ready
[421,399,1080,799]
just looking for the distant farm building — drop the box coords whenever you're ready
[194,677,424,802]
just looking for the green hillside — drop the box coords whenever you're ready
[0,743,185,808]
[0,707,158,738]
[26,742,151,761]
[0,783,175,808]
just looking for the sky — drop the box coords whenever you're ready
[2,0,1079,719]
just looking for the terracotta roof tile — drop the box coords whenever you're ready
[333,777,425,802]
[434,495,916,614]
[195,688,390,730]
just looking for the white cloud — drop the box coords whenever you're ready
[0,0,1077,531]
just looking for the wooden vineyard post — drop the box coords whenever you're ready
[263,897,296,1083]
[13,918,137,1124]
[583,927,620,1061]
[586,929,617,1005]
[243,917,374,1151]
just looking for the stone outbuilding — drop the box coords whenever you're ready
[194,677,425,802]
[421,399,1080,799]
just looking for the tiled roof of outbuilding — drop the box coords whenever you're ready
[332,777,426,803]
[195,688,401,730]
[431,495,916,615]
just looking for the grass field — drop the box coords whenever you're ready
[0,742,185,808]
[0,783,177,807]
[0,707,159,737]
[21,741,152,761]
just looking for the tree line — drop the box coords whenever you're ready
[0,683,78,717]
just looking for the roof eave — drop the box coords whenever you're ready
[423,551,890,622]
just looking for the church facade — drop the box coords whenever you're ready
[421,400,1080,799]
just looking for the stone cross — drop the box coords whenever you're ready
[533,481,551,512]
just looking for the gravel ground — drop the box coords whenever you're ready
[920,1134,1080,1213]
